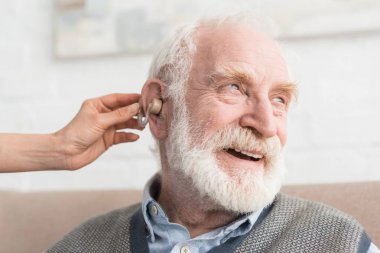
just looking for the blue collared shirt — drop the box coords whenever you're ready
[141,174,380,253]
[141,174,263,253]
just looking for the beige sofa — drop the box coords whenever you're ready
[1,181,379,253]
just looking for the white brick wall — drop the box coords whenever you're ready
[0,0,379,191]
[284,34,380,184]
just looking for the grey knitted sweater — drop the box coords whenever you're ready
[47,193,371,253]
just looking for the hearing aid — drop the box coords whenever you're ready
[137,98,163,127]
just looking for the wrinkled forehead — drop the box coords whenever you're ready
[196,23,282,58]
[189,23,289,84]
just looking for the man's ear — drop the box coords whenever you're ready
[140,79,169,140]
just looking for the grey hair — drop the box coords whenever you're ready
[148,23,197,107]
[147,11,276,107]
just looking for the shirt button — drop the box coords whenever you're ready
[151,205,158,216]
[180,246,190,253]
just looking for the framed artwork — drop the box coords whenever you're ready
[53,0,195,58]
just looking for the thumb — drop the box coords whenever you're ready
[99,103,140,129]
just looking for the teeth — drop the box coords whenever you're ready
[240,150,263,159]
[226,148,263,159]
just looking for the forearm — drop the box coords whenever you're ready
[0,133,66,172]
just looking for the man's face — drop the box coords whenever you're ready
[185,23,294,176]
[164,23,296,213]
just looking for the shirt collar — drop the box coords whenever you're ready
[141,173,264,242]
[142,173,163,241]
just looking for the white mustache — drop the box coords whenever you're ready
[199,127,282,160]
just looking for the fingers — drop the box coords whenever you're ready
[113,132,139,145]
[99,93,140,110]
[99,103,140,129]
[115,118,144,131]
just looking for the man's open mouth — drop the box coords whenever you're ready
[223,148,263,162]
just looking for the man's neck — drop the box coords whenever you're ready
[157,170,240,238]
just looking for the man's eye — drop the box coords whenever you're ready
[228,83,241,91]
[218,83,246,96]
[273,97,285,104]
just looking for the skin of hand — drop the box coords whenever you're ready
[54,93,143,170]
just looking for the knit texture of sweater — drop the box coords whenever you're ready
[47,193,371,253]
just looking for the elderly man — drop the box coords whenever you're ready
[47,14,378,253]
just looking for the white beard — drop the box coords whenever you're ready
[165,103,286,214]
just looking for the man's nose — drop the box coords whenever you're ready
[239,99,277,138]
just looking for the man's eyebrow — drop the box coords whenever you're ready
[207,65,253,84]
[274,82,299,102]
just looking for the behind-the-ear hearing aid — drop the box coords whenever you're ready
[137,98,163,127]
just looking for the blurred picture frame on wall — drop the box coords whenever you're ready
[53,0,192,59]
